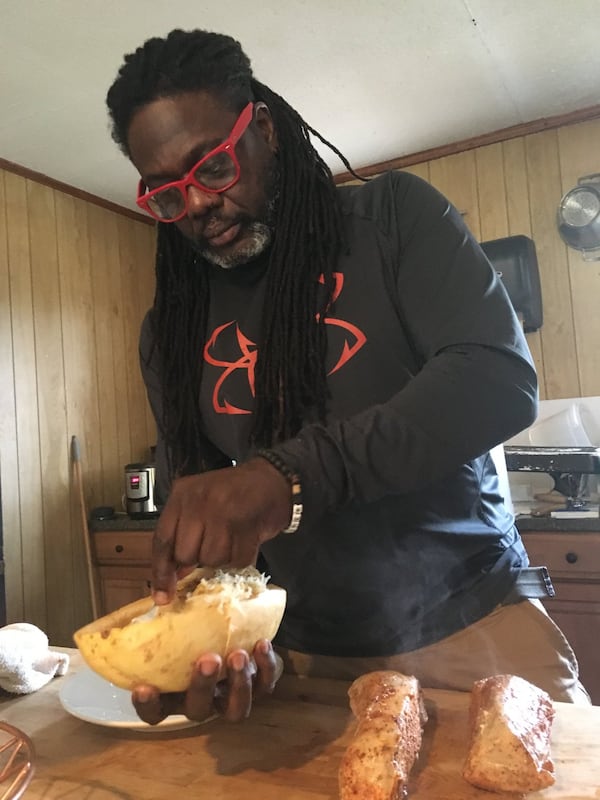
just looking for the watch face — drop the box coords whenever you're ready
[560,186,600,228]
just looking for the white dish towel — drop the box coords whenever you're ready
[0,622,70,694]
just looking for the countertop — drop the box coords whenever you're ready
[90,511,600,534]
[90,512,158,532]
[515,513,600,531]
[1,649,599,799]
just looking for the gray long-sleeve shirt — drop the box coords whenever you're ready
[140,170,538,656]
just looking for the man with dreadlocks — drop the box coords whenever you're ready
[106,28,588,723]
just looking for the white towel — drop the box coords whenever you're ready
[0,622,70,694]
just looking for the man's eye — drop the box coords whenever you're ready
[197,158,229,177]
[156,187,180,199]
[194,152,236,182]
[201,164,225,178]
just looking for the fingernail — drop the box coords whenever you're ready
[198,657,219,677]
[256,639,271,656]
[153,590,170,605]
[133,687,151,703]
[231,652,247,671]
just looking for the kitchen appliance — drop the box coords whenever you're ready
[124,462,159,518]
[557,173,600,261]
[504,445,600,514]
[480,235,543,332]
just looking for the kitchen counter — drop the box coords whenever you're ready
[1,649,599,798]
[515,513,600,532]
[91,510,600,534]
[90,512,158,532]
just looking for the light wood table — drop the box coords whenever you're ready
[1,649,599,799]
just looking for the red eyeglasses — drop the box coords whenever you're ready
[136,102,254,222]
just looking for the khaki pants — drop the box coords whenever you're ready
[276,599,591,705]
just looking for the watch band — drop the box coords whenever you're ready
[256,449,303,533]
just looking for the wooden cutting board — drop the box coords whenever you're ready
[1,651,599,799]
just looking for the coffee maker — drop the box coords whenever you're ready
[124,462,160,518]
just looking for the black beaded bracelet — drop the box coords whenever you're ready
[256,449,303,533]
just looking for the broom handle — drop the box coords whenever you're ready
[71,435,99,619]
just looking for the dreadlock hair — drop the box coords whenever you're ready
[106,29,366,479]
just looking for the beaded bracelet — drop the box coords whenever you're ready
[256,449,303,533]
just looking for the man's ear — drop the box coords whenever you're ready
[254,102,278,153]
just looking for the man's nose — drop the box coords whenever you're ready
[185,184,221,217]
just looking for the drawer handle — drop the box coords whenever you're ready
[565,551,578,564]
[115,545,124,553]
[146,580,152,589]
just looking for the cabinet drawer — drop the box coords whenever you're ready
[521,531,600,578]
[93,530,153,565]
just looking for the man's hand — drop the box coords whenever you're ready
[131,640,281,724]
[151,457,291,604]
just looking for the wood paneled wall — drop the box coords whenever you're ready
[0,170,156,644]
[346,117,600,403]
[1,115,599,645]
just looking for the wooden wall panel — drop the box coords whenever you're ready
[117,216,154,466]
[28,180,76,644]
[55,193,99,628]
[134,223,158,449]
[475,143,509,242]
[502,137,546,398]
[87,204,126,510]
[0,172,24,621]
[429,151,481,240]
[0,168,155,643]
[402,162,430,182]
[526,131,580,399]
[503,138,532,235]
[4,172,47,628]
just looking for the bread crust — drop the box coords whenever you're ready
[463,674,555,792]
[73,567,286,692]
[339,671,427,800]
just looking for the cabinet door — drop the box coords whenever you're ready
[521,531,600,704]
[98,566,152,615]
[522,531,600,580]
[543,581,600,705]
[93,530,153,565]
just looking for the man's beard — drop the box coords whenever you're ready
[198,220,273,270]
[196,162,279,270]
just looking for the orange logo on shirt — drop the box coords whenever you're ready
[317,273,366,374]
[204,273,366,414]
[204,322,256,414]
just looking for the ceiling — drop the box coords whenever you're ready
[2,0,600,215]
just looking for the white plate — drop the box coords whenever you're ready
[59,666,209,732]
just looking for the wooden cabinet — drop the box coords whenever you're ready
[520,530,600,704]
[92,530,154,615]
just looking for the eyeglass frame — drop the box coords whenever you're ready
[135,101,256,223]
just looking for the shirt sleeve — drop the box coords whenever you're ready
[270,171,538,523]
